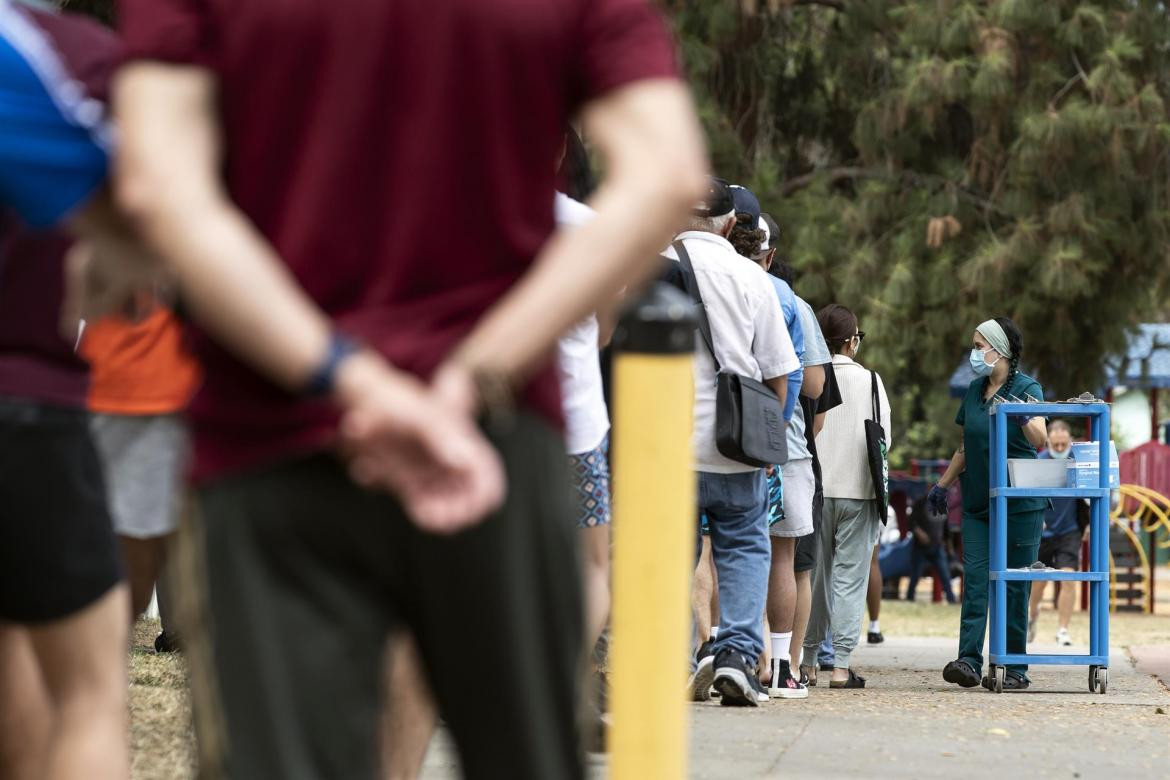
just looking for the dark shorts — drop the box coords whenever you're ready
[0,399,122,622]
[1038,530,1081,570]
[794,485,824,574]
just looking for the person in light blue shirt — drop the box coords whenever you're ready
[726,198,817,697]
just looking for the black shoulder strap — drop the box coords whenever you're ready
[673,240,721,373]
[870,370,881,425]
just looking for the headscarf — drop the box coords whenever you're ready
[976,319,1012,359]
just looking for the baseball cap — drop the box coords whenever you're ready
[730,184,762,226]
[693,177,735,218]
[760,213,780,251]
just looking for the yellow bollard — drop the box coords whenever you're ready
[609,282,696,780]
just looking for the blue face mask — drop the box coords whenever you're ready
[969,347,998,377]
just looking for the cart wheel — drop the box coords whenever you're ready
[994,666,1005,694]
[1095,668,1108,695]
[1088,665,1097,693]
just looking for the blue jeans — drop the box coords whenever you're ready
[906,543,956,603]
[818,631,834,667]
[697,470,771,663]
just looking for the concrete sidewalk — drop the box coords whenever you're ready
[421,636,1170,779]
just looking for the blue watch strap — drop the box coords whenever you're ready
[302,333,359,397]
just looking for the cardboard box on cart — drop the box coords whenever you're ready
[1066,441,1120,489]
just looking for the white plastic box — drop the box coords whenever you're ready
[1007,458,1069,488]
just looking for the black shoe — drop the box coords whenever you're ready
[154,631,180,654]
[942,659,980,688]
[712,649,760,707]
[687,641,716,702]
[867,631,884,645]
[982,673,1031,691]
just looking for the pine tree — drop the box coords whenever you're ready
[667,0,1170,461]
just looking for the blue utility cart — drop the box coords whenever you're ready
[986,402,1111,694]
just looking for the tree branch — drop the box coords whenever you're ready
[780,166,1013,217]
[789,0,845,10]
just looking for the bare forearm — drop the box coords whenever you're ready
[130,198,330,390]
[765,376,788,412]
[1023,418,1048,449]
[938,447,967,488]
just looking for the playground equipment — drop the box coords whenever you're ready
[987,402,1111,694]
[1110,483,1170,613]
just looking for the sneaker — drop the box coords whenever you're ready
[1056,628,1073,646]
[749,673,771,704]
[154,631,180,654]
[687,641,716,702]
[712,649,761,708]
[767,659,809,700]
[867,631,884,645]
[1027,618,1037,643]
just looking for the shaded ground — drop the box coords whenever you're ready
[129,572,1170,779]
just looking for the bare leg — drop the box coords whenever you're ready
[380,632,437,780]
[581,524,611,648]
[118,534,173,618]
[763,537,796,684]
[691,536,715,648]
[766,537,797,631]
[1028,579,1047,623]
[866,545,881,623]
[0,625,50,780]
[791,570,811,670]
[27,585,129,780]
[759,613,771,682]
[1056,572,1076,631]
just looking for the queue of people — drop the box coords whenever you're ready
[671,178,893,703]
[0,0,1068,776]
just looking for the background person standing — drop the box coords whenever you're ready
[1028,420,1085,646]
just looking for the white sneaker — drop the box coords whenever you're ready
[1056,628,1073,646]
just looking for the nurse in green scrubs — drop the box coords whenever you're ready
[928,318,1049,691]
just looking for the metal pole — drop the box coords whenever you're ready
[609,283,696,780]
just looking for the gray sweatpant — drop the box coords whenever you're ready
[802,497,881,670]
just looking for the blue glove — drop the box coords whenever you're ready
[927,484,949,515]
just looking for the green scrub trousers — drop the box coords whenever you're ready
[958,510,1044,678]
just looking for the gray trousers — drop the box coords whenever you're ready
[801,497,880,670]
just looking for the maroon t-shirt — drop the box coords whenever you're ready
[118,0,679,481]
[0,7,118,408]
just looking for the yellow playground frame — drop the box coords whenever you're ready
[1109,484,1170,613]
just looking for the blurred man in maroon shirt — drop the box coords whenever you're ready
[113,0,707,777]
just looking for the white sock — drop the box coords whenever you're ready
[869,620,880,634]
[710,626,719,639]
[770,632,792,665]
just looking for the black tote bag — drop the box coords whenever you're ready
[864,370,889,517]
[674,241,788,469]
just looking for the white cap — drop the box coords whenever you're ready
[758,216,770,253]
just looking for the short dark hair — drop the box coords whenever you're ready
[817,303,858,354]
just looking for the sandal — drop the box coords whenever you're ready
[942,659,981,689]
[982,673,1031,691]
[828,669,866,689]
[800,665,816,687]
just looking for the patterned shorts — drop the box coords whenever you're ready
[699,468,783,535]
[568,435,611,529]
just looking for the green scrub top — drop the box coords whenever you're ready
[955,372,1047,519]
